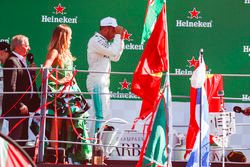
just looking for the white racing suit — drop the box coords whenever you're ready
[86,32,124,136]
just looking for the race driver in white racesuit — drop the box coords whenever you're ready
[86,17,126,137]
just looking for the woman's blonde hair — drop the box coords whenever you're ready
[48,24,76,66]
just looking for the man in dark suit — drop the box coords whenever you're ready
[2,35,36,146]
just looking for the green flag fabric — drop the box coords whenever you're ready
[141,0,166,44]
[136,78,172,167]
[142,96,168,167]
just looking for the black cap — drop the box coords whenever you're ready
[0,42,10,53]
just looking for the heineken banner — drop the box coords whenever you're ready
[0,0,250,161]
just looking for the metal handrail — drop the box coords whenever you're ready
[1,66,250,76]
[0,66,250,163]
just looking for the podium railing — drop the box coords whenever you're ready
[0,66,249,164]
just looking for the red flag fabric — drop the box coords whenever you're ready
[131,4,168,120]
[185,74,224,158]
[205,74,224,112]
[205,74,224,144]
[184,86,199,159]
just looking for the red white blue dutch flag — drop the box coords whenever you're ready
[186,54,210,167]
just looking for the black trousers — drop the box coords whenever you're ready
[8,117,29,146]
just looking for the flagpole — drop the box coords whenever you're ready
[37,68,48,163]
[199,50,204,167]
[199,87,202,167]
[187,49,210,167]
[166,72,172,167]
[165,3,173,166]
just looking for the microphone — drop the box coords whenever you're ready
[27,53,36,77]
[27,53,34,64]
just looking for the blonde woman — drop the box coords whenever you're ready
[44,24,92,163]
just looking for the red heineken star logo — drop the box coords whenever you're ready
[187,56,199,68]
[119,79,131,90]
[124,31,132,41]
[54,3,65,14]
[189,8,200,19]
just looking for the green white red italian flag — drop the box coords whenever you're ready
[132,0,172,166]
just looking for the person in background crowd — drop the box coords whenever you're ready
[0,42,10,64]
[86,16,126,137]
[43,24,92,164]
[2,35,37,146]
[0,42,11,132]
